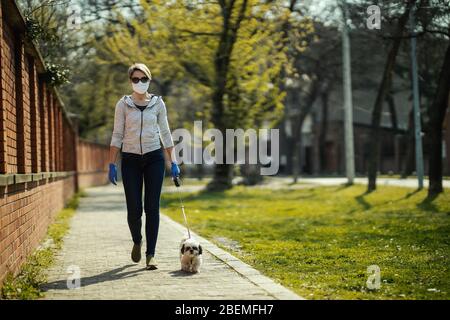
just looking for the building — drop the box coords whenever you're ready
[278,81,450,177]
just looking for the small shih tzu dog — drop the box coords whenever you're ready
[180,237,203,273]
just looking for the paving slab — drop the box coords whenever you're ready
[41,183,303,300]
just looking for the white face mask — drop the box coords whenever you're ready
[132,80,150,94]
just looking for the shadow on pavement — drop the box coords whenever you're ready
[168,270,197,277]
[41,264,147,291]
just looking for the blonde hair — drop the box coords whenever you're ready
[128,63,152,79]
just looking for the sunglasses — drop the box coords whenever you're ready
[131,76,150,84]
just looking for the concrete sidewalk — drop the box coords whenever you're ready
[298,177,450,189]
[41,184,302,300]
[260,176,450,189]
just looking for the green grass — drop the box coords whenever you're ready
[161,184,450,300]
[1,190,85,300]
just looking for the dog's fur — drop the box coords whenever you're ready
[179,237,203,273]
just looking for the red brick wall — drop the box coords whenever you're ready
[77,140,109,188]
[0,0,109,287]
[29,58,41,173]
[16,34,33,174]
[39,81,49,172]
[0,4,5,174]
[47,90,54,172]
[2,20,18,174]
[0,176,75,283]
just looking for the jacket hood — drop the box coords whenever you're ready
[122,94,160,109]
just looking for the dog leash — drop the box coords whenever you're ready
[173,176,192,239]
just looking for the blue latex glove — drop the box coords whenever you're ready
[109,163,117,185]
[171,162,180,178]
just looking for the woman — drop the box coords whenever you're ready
[108,63,180,270]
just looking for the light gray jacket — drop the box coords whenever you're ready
[110,94,174,154]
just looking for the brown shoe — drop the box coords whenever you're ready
[131,242,142,263]
[146,255,158,270]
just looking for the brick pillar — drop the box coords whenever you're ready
[53,99,59,172]
[13,34,32,174]
[56,106,60,171]
[72,118,79,192]
[14,35,26,173]
[47,90,54,172]
[55,99,59,172]
[52,96,57,172]
[52,97,57,172]
[63,117,67,171]
[0,1,5,174]
[23,54,31,173]
[39,80,48,172]
[59,107,63,171]
[56,100,62,172]
[2,21,18,173]
[29,57,40,173]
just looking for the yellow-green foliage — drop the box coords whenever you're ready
[98,0,313,130]
[161,183,450,299]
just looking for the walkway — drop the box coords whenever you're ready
[294,177,450,189]
[246,176,450,189]
[165,176,450,192]
[41,184,301,300]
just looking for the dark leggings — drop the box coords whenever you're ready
[121,148,165,257]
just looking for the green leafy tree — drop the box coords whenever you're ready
[99,0,311,189]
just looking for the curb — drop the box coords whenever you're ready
[161,214,305,300]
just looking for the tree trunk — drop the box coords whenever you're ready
[427,37,450,196]
[278,0,299,177]
[196,164,204,181]
[386,91,398,131]
[367,2,413,192]
[208,164,234,191]
[240,145,263,185]
[292,134,302,183]
[208,0,248,191]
